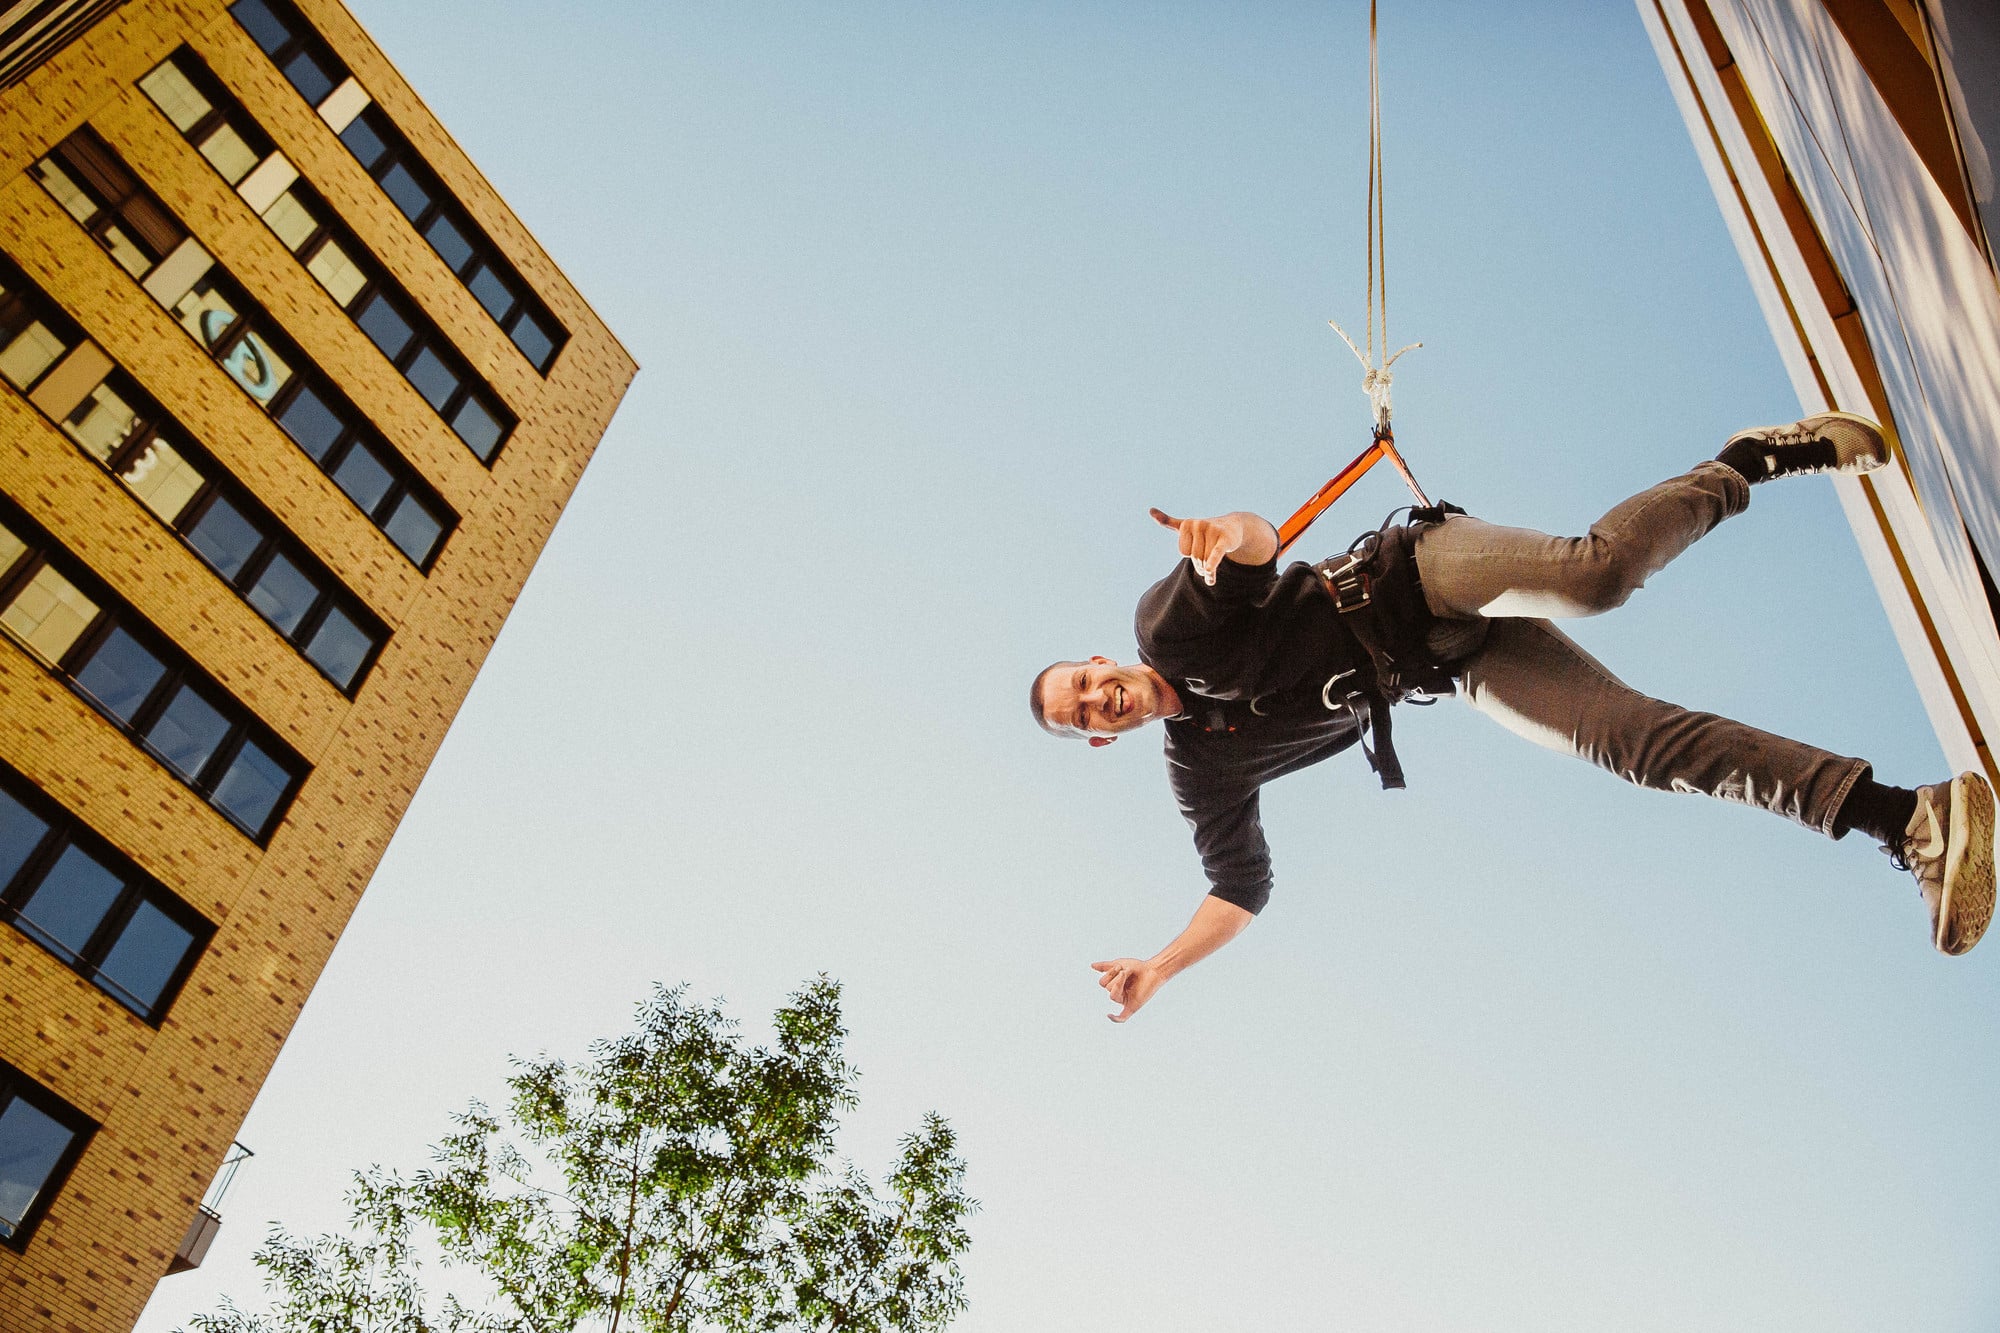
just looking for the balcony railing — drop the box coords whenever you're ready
[167,1140,253,1276]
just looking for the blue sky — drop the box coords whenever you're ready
[138,3,2000,1330]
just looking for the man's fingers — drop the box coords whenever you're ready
[1090,960,1116,973]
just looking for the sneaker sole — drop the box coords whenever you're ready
[1939,771,1996,955]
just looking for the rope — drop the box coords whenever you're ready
[1328,0,1418,433]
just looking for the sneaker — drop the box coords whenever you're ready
[1890,771,1996,955]
[1718,411,1888,482]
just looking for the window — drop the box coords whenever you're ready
[0,766,212,1025]
[138,53,272,187]
[0,1062,95,1249]
[0,292,74,393]
[0,258,396,689]
[226,0,568,374]
[123,73,522,463]
[29,128,187,281]
[144,262,456,568]
[0,508,310,842]
[52,365,390,691]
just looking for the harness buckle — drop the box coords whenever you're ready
[1315,553,1373,613]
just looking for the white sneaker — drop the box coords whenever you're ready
[1720,411,1888,481]
[1891,772,1995,955]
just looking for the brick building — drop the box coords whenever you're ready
[0,1,634,1326]
[1643,0,2000,782]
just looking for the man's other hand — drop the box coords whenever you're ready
[1092,957,1167,1023]
[1148,509,1277,585]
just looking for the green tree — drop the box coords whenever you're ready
[189,978,973,1333]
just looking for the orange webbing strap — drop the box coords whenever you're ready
[1276,439,1384,557]
[1275,427,1430,557]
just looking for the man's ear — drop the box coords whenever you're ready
[1088,736,1115,748]
[1088,654,1115,665]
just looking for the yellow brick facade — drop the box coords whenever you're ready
[0,3,635,1326]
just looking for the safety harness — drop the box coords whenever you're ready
[1309,502,1483,789]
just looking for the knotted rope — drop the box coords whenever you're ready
[1328,0,1419,434]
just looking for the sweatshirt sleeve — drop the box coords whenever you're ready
[1166,761,1274,915]
[1135,556,1278,664]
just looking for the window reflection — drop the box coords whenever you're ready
[332,441,393,513]
[138,62,211,132]
[185,496,263,579]
[305,605,373,688]
[246,553,318,635]
[119,439,206,524]
[262,189,319,252]
[383,493,443,565]
[0,1097,77,1238]
[31,160,96,225]
[276,383,345,460]
[173,282,238,350]
[305,239,366,307]
[0,788,51,888]
[1,564,99,667]
[61,384,141,462]
[355,292,412,359]
[0,322,67,390]
[405,347,459,410]
[220,328,290,403]
[72,628,166,725]
[213,739,289,833]
[198,123,261,185]
[15,844,122,960]
[145,684,231,779]
[96,900,196,1011]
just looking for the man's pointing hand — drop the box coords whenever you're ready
[1149,508,1278,585]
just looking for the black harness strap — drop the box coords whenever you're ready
[1311,503,1474,790]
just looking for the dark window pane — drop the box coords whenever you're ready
[96,899,196,1013]
[281,48,335,105]
[451,395,505,461]
[230,0,291,55]
[185,496,265,580]
[0,789,52,891]
[246,553,320,635]
[339,113,387,170]
[145,685,231,780]
[277,382,347,461]
[73,628,166,725]
[355,292,413,361]
[0,1098,76,1237]
[466,263,516,322]
[383,494,443,565]
[212,739,290,835]
[331,441,393,514]
[405,346,460,411]
[16,844,122,958]
[304,605,375,689]
[424,213,473,272]
[511,313,557,371]
[379,162,431,222]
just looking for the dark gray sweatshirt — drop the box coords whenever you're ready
[1135,555,1374,914]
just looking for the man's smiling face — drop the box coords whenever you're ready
[1033,657,1175,746]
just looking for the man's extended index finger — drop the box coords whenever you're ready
[1148,507,1181,530]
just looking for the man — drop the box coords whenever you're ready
[1031,414,1996,1022]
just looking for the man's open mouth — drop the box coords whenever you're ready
[1115,684,1128,717]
